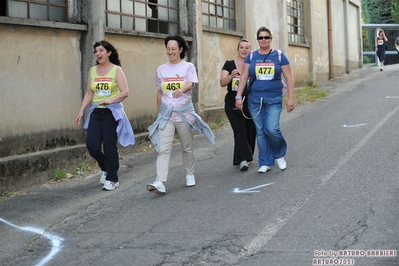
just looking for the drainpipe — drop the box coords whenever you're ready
[327,0,334,79]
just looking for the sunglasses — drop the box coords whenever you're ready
[257,36,272,40]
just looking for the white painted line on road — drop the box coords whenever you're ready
[241,103,399,258]
[343,123,367,128]
[0,217,64,266]
[386,96,399,98]
[233,182,275,193]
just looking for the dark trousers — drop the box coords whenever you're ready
[86,108,119,182]
[224,93,256,165]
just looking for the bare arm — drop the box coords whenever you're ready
[220,69,239,87]
[384,33,388,42]
[156,89,162,112]
[281,64,295,113]
[234,63,249,110]
[75,68,95,125]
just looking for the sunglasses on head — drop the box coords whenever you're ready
[257,36,272,40]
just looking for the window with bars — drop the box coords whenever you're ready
[105,0,179,34]
[5,0,67,22]
[287,0,305,44]
[201,0,235,31]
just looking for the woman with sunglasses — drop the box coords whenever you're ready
[219,39,256,171]
[235,26,295,173]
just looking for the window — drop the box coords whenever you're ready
[105,0,179,34]
[202,0,235,31]
[6,0,67,22]
[287,0,305,44]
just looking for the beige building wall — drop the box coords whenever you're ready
[0,0,363,159]
[309,0,330,83]
[0,24,85,156]
[105,34,166,133]
[199,32,241,112]
[348,1,362,69]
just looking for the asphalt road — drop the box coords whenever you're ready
[1,65,399,266]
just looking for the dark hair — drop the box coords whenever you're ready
[93,40,121,66]
[256,26,273,38]
[164,35,188,59]
[237,38,250,49]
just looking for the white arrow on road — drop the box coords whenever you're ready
[343,123,367,128]
[386,96,399,99]
[233,182,275,193]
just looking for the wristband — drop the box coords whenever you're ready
[235,95,242,100]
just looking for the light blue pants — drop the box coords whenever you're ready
[248,94,287,167]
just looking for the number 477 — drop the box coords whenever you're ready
[258,67,272,74]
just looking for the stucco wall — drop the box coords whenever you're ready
[105,34,165,133]
[0,25,84,157]
[309,0,330,83]
[287,46,311,86]
[200,32,241,111]
[332,0,346,76]
[348,2,361,69]
[244,0,284,49]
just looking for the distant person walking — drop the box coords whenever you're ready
[219,39,256,171]
[75,40,135,191]
[375,29,388,71]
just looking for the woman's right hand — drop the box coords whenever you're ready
[231,69,240,77]
[235,99,243,110]
[75,112,83,126]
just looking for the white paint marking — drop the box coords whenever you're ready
[233,182,275,193]
[0,217,64,266]
[386,96,399,98]
[241,103,399,257]
[343,123,367,128]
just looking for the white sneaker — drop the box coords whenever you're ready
[100,171,107,184]
[258,166,271,173]
[103,180,119,191]
[186,174,196,187]
[239,160,249,171]
[147,180,166,195]
[276,157,287,170]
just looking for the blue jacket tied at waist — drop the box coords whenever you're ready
[83,102,135,147]
[148,101,215,152]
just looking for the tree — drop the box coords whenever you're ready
[392,0,399,22]
[362,0,394,24]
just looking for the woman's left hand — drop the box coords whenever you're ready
[286,99,295,113]
[173,89,183,98]
[98,100,111,105]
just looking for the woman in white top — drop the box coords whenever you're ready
[147,35,214,195]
